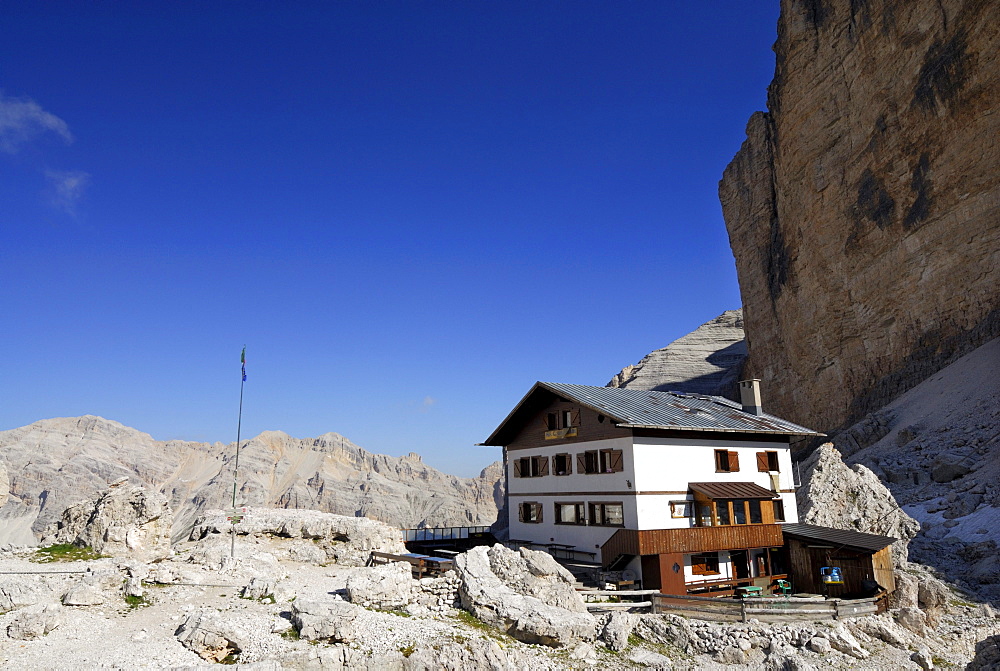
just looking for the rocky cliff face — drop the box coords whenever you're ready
[607,309,747,399]
[720,0,1000,434]
[0,416,503,545]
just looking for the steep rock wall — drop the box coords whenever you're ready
[720,0,1000,433]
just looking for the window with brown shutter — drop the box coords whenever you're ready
[583,450,599,474]
[519,502,542,523]
[691,552,720,575]
[554,453,572,475]
[608,449,624,473]
[757,450,779,472]
[773,499,786,522]
[513,456,548,478]
[577,453,588,474]
[715,449,740,473]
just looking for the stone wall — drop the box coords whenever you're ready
[720,0,1000,434]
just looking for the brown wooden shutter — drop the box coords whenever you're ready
[756,452,769,472]
[518,503,525,522]
[536,504,542,523]
[513,460,523,478]
[538,456,549,476]
[692,554,707,574]
[577,453,587,474]
[572,409,581,426]
[610,450,624,472]
[727,451,740,472]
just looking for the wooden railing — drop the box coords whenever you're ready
[403,526,492,543]
[651,593,883,622]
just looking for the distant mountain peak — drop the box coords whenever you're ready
[607,309,747,400]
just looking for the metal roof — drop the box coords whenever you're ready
[780,523,897,552]
[689,482,778,500]
[481,381,823,446]
[539,382,821,435]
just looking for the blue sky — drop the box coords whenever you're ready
[2,2,778,477]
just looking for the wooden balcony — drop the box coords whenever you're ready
[602,524,783,567]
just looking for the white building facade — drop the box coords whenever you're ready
[484,381,820,595]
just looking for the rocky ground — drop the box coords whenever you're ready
[2,542,999,670]
[832,337,1000,605]
[2,480,1000,669]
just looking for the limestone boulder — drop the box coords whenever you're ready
[826,623,869,659]
[797,443,919,564]
[402,637,533,670]
[850,614,910,648]
[290,599,363,642]
[175,610,249,663]
[6,604,63,640]
[62,583,105,606]
[40,479,172,562]
[930,451,977,483]
[969,635,1000,671]
[600,612,637,652]
[895,607,929,637]
[240,577,294,604]
[454,544,595,647]
[345,561,414,610]
[188,507,405,566]
[0,577,45,613]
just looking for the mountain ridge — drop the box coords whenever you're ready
[0,415,502,545]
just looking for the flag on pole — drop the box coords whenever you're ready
[241,346,246,381]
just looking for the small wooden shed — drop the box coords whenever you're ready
[781,523,896,597]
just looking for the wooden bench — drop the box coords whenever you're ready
[369,551,454,578]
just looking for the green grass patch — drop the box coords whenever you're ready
[399,644,416,657]
[455,610,492,632]
[31,544,106,563]
[125,594,149,610]
[384,609,411,617]
[280,627,301,641]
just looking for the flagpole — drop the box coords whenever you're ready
[231,346,246,559]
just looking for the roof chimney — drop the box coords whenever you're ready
[739,379,763,415]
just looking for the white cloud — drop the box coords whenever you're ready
[45,170,91,215]
[0,91,73,154]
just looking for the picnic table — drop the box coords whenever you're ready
[369,551,454,578]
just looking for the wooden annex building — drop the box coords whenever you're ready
[780,523,896,597]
